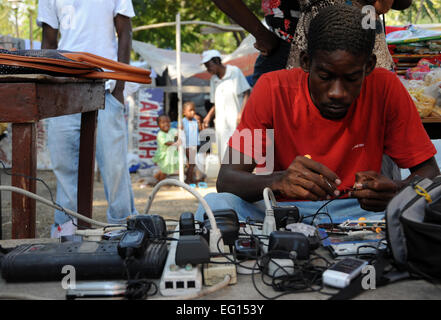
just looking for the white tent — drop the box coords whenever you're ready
[132,33,259,80]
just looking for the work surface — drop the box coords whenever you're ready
[1,238,440,301]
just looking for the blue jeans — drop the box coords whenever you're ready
[195,193,385,225]
[48,91,137,229]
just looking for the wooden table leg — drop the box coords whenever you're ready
[11,123,36,239]
[77,110,98,228]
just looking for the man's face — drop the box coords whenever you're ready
[302,49,376,120]
[204,60,218,75]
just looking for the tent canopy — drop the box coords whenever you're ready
[132,33,259,80]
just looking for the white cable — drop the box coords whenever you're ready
[0,185,114,228]
[262,187,277,247]
[143,178,217,228]
[263,187,277,211]
[143,178,224,253]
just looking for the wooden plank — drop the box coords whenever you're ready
[422,116,441,123]
[11,123,36,239]
[37,82,105,119]
[0,83,38,122]
[0,81,105,122]
[0,74,105,84]
[77,111,98,228]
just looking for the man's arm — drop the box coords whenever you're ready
[211,0,279,56]
[373,0,412,14]
[217,147,341,203]
[41,23,58,49]
[399,156,440,188]
[203,106,216,128]
[113,13,132,104]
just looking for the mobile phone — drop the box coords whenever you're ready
[66,281,127,299]
[322,258,368,288]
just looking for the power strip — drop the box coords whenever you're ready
[203,256,237,286]
[159,226,203,297]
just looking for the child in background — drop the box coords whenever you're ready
[182,101,200,184]
[152,115,179,182]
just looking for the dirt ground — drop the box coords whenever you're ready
[0,170,217,239]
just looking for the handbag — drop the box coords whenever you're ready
[386,175,441,279]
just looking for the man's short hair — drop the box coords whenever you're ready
[307,4,376,59]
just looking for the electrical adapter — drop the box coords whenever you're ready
[117,229,149,259]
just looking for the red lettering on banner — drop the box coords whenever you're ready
[140,101,158,112]
[139,146,157,159]
[139,116,157,128]
[139,131,157,143]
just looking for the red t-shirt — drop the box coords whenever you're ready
[228,68,436,193]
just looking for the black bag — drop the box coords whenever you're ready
[330,176,441,300]
[386,175,441,280]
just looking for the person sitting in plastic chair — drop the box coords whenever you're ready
[195,4,440,225]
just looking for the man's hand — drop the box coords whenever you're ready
[254,29,281,57]
[373,0,394,14]
[203,106,215,128]
[112,81,125,105]
[271,156,341,201]
[211,0,281,57]
[349,171,399,212]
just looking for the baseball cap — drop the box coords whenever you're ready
[201,50,222,64]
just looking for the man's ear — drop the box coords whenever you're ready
[365,54,377,76]
[299,51,310,73]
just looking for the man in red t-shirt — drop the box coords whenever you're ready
[195,4,439,223]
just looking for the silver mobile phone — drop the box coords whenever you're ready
[66,281,127,299]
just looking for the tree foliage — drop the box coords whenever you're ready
[132,0,262,54]
[386,0,441,25]
[0,0,40,46]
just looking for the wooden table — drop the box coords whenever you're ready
[1,239,440,301]
[0,74,105,239]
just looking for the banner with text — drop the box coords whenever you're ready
[132,87,163,168]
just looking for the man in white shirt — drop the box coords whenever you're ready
[202,50,251,162]
[37,0,137,237]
